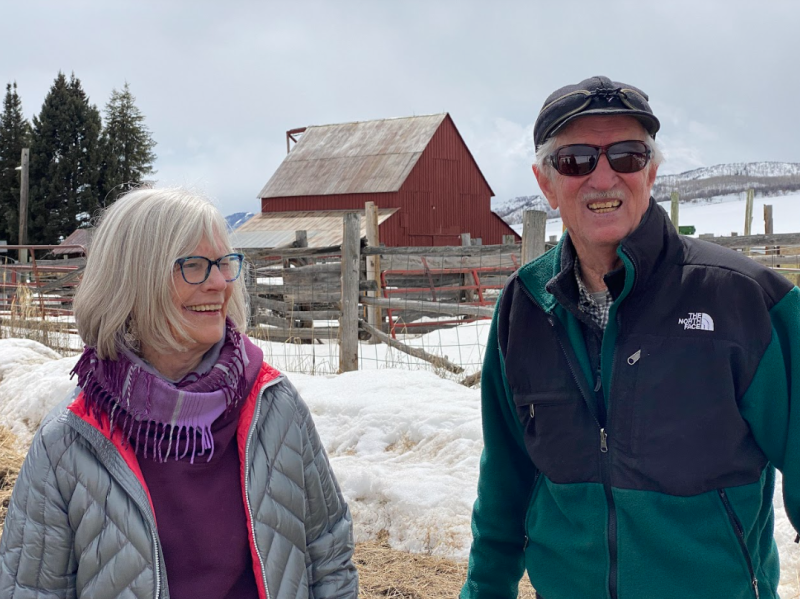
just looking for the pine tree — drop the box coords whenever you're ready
[28,72,102,243]
[99,82,157,204]
[0,82,31,243]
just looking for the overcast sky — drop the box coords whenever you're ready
[2,1,798,216]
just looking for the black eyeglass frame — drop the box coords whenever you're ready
[548,140,652,177]
[174,253,245,285]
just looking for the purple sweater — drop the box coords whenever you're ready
[137,344,260,599]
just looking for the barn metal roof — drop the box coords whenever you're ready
[52,228,93,256]
[230,209,398,249]
[258,114,448,198]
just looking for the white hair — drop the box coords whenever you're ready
[535,119,664,182]
[74,187,249,360]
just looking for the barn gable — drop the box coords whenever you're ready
[259,114,447,198]
[255,113,520,246]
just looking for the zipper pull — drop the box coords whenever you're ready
[627,349,641,366]
[529,404,535,419]
[752,578,759,599]
[600,428,608,453]
[594,371,602,392]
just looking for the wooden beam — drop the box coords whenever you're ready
[358,319,464,374]
[19,148,29,264]
[250,326,340,341]
[246,245,342,259]
[361,244,519,256]
[360,295,494,318]
[701,232,800,248]
[764,205,774,235]
[339,212,360,373]
[522,210,546,265]
[670,191,679,230]
[365,201,381,344]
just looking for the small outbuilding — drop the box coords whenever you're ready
[255,113,519,247]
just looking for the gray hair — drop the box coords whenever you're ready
[74,187,249,360]
[535,122,664,182]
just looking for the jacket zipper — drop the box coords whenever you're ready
[518,283,619,599]
[244,379,283,599]
[718,490,760,598]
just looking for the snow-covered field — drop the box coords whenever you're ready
[0,336,798,596]
[537,191,800,241]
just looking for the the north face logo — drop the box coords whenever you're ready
[678,312,714,331]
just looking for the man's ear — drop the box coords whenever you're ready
[646,161,659,191]
[533,164,558,210]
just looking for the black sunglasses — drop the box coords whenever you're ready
[548,140,651,177]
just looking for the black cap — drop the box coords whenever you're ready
[533,76,660,149]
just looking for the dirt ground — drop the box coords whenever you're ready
[0,427,538,598]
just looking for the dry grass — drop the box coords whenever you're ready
[356,530,537,599]
[0,426,24,536]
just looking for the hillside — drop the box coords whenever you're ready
[494,162,800,225]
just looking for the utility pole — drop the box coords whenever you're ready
[18,148,29,264]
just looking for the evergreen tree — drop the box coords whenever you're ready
[0,82,31,243]
[99,82,157,204]
[29,72,102,244]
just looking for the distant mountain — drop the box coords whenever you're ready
[225,212,255,230]
[652,162,800,203]
[492,195,558,225]
[493,162,800,225]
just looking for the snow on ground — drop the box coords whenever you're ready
[537,191,800,241]
[254,319,490,379]
[0,338,798,595]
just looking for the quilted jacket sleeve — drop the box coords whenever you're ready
[0,424,76,598]
[296,395,358,599]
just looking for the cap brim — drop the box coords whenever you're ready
[550,109,661,139]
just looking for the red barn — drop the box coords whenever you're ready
[256,113,519,247]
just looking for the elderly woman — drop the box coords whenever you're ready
[0,188,357,599]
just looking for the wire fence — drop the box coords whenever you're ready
[3,236,799,383]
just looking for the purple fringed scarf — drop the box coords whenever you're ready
[71,320,264,463]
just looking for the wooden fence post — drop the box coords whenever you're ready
[744,189,754,236]
[522,210,546,265]
[339,212,361,372]
[764,204,774,235]
[19,148,29,265]
[365,202,381,344]
[670,191,679,230]
[764,204,778,257]
[744,189,754,254]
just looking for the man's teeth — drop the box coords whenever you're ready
[186,304,221,312]
[588,200,622,214]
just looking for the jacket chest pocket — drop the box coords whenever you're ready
[622,335,763,494]
[513,390,600,484]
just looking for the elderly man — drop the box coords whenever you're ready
[461,76,800,599]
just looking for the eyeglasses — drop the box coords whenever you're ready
[174,253,244,285]
[548,140,651,177]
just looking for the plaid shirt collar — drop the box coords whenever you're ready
[574,258,613,330]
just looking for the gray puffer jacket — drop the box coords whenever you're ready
[0,365,358,599]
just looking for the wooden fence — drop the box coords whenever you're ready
[245,209,545,373]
